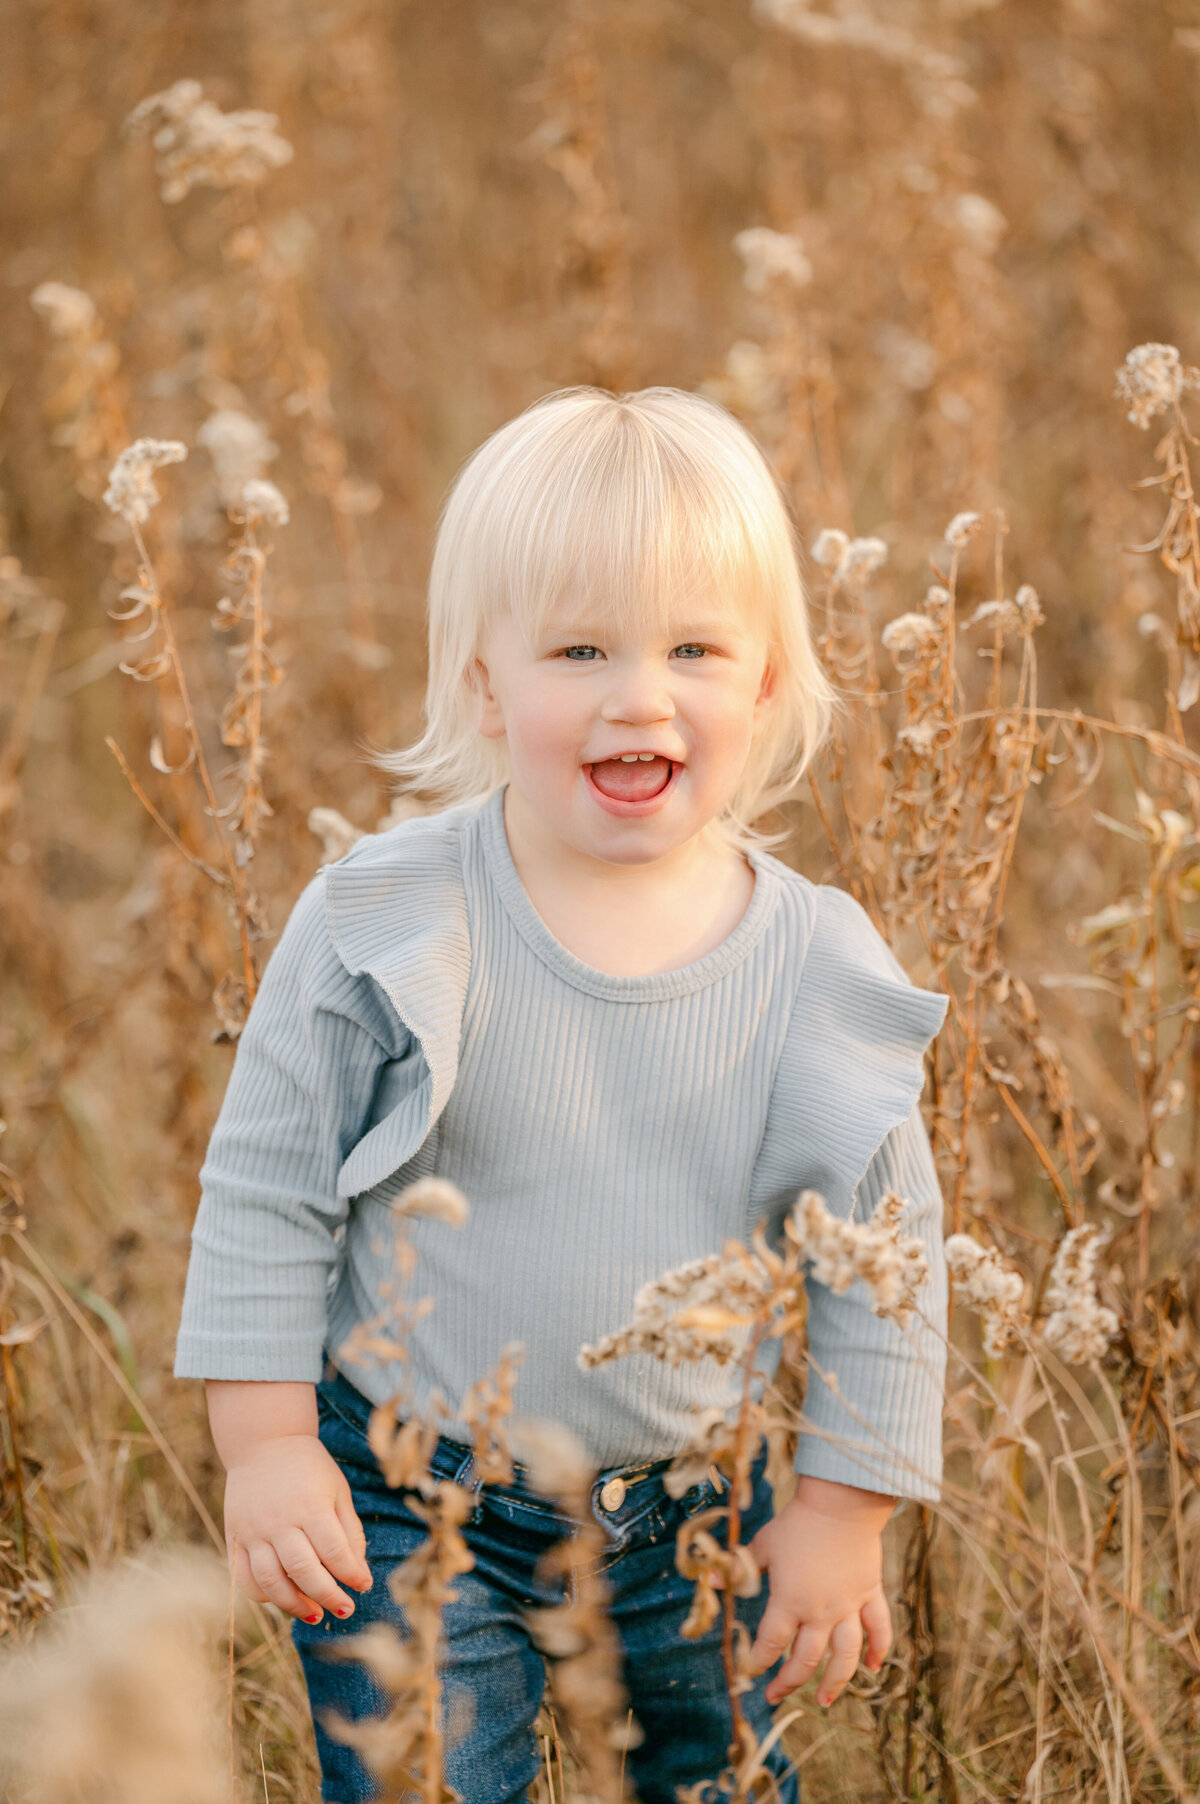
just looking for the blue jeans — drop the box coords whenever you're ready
[293,1369,801,1804]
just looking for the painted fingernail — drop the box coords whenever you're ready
[307,1613,321,1624]
[336,1604,353,1617]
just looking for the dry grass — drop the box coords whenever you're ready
[4,3,1200,1799]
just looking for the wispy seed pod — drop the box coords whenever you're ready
[1115,342,1200,430]
[392,1176,470,1229]
[881,611,940,659]
[124,78,294,203]
[1037,1224,1120,1366]
[944,510,982,549]
[811,528,849,570]
[240,479,290,527]
[29,281,97,339]
[103,438,188,525]
[732,225,813,293]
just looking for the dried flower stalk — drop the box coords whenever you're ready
[511,1419,639,1804]
[581,1183,933,1801]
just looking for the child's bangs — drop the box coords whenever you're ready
[484,415,778,649]
[373,384,841,850]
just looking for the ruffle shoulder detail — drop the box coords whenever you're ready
[751,879,948,1223]
[321,803,475,1201]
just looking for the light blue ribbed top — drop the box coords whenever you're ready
[174,785,950,1501]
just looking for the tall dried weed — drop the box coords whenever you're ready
[5,10,1200,1802]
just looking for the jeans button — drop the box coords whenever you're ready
[600,1477,626,1511]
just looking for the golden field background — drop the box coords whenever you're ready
[4,1,1200,1799]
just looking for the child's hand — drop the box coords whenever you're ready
[222,1433,373,1625]
[739,1474,896,1707]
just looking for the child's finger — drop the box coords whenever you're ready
[747,1597,797,1674]
[306,1503,373,1593]
[764,1619,829,1704]
[860,1588,892,1671]
[247,1538,328,1623]
[272,1525,359,1620]
[332,1489,373,1587]
[233,1539,272,1605]
[810,1616,862,1707]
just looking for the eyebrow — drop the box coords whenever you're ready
[544,618,743,639]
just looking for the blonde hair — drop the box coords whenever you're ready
[368,385,846,853]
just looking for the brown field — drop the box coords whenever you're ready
[4,2,1200,1799]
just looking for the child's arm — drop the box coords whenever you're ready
[207,1379,371,1625]
[745,1099,948,1705]
[790,1096,948,1506]
[175,871,406,1384]
[174,868,407,1618]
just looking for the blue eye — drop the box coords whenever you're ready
[557,642,709,661]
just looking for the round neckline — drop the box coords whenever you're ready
[475,784,780,1000]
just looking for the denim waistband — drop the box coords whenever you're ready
[322,1359,709,1489]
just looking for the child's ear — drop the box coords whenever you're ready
[470,655,506,740]
[753,648,779,723]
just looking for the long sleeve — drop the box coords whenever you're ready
[173,869,405,1383]
[791,1098,947,1503]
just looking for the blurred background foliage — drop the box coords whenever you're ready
[5,0,1200,1796]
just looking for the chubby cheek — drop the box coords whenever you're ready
[689,690,760,790]
[504,686,584,797]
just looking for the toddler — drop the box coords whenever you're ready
[175,385,950,1804]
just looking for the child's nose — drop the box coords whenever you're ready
[599,660,675,725]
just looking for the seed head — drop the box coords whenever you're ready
[1037,1224,1119,1366]
[952,193,1007,256]
[881,611,939,659]
[30,281,97,339]
[786,1188,929,1327]
[392,1176,469,1229]
[945,511,982,549]
[810,529,888,584]
[923,584,952,614]
[841,536,889,582]
[945,1233,1029,1358]
[578,1247,766,1370]
[751,0,976,119]
[965,597,1023,638]
[103,439,188,524]
[240,479,290,527]
[1115,342,1200,430]
[732,226,813,293]
[874,322,938,391]
[124,78,294,203]
[811,528,850,571]
[1015,584,1044,629]
[196,409,278,508]
[700,341,787,424]
[896,718,940,760]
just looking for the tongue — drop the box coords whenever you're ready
[589,756,673,802]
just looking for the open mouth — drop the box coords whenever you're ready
[585,755,679,813]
